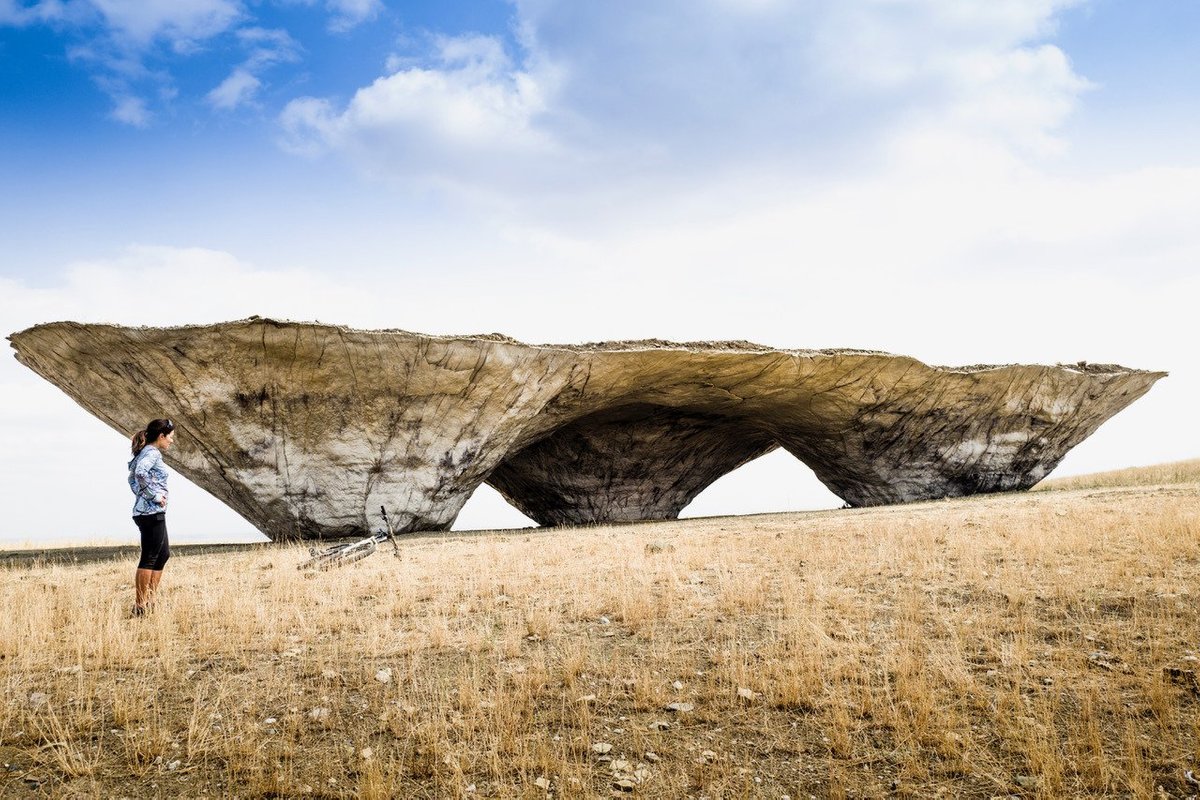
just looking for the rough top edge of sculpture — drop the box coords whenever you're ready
[7,317,1168,377]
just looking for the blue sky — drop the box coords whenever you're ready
[1054,0,1200,169]
[1,0,1198,544]
[0,0,522,278]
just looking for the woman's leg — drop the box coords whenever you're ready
[147,569,164,602]
[134,514,168,613]
[135,568,154,609]
[146,519,169,607]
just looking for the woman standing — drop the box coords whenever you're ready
[128,418,175,616]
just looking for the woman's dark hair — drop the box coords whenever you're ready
[131,418,175,456]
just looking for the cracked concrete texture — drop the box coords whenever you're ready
[8,318,1165,541]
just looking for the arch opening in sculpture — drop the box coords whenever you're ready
[487,403,776,526]
[678,448,842,519]
[453,483,537,531]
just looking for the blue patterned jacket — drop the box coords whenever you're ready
[128,445,168,516]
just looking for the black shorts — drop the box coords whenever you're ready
[134,513,170,570]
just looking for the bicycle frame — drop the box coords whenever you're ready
[297,506,402,571]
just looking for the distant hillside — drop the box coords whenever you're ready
[1036,457,1200,491]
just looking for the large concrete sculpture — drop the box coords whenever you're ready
[9,319,1164,541]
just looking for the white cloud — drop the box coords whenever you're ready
[277,97,338,156]
[276,0,1094,210]
[109,93,151,126]
[0,245,372,327]
[207,67,261,109]
[937,44,1091,156]
[325,0,379,33]
[281,34,560,186]
[267,0,380,33]
[237,25,300,69]
[87,0,241,46]
[207,28,299,110]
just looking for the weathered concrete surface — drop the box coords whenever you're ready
[8,319,1165,540]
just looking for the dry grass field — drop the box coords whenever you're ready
[2,464,1199,798]
[1034,458,1200,493]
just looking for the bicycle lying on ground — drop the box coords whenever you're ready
[297,506,402,571]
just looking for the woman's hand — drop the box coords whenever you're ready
[157,495,168,508]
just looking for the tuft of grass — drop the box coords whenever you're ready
[0,465,1198,796]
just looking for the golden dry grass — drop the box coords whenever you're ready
[2,475,1199,798]
[1035,458,1200,492]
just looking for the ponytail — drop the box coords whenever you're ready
[132,418,175,456]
